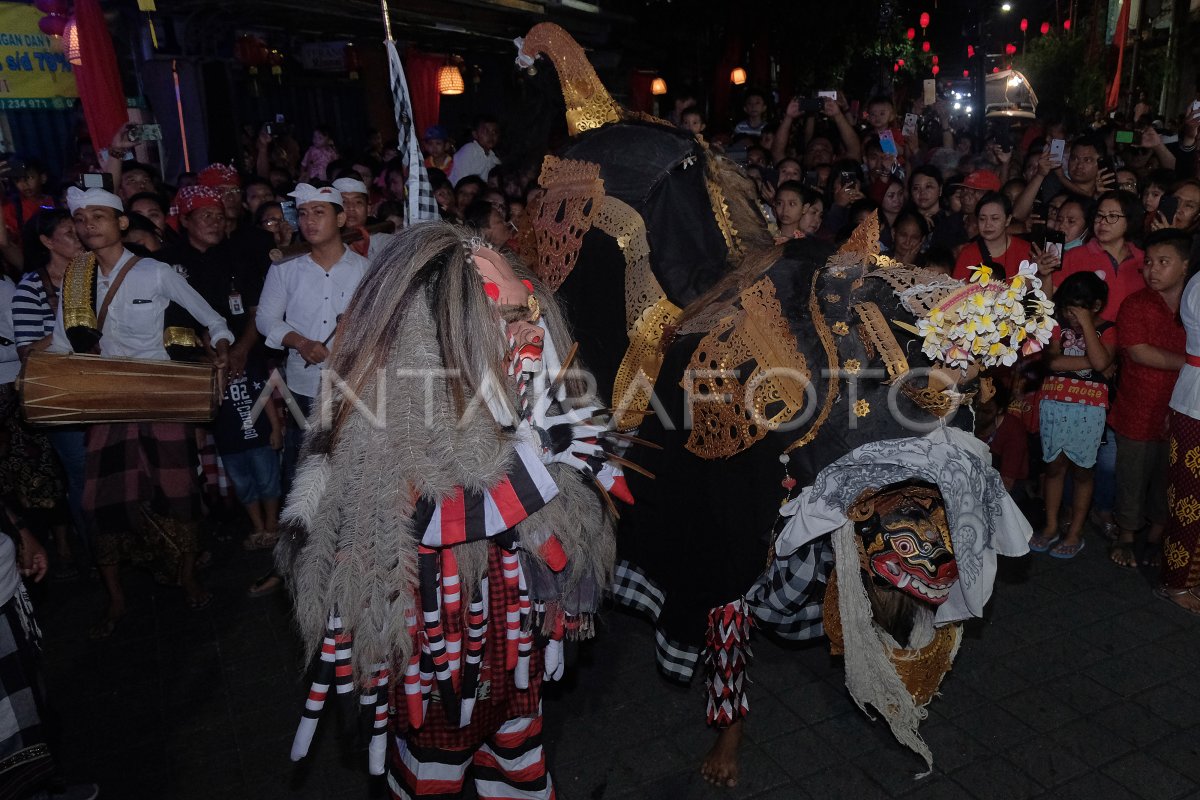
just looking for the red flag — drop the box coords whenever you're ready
[1105,0,1132,112]
[74,0,128,158]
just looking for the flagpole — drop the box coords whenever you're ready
[379,0,394,43]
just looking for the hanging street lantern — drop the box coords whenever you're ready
[438,63,465,94]
[730,67,747,85]
[651,77,667,95]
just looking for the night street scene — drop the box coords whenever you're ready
[1,0,1200,798]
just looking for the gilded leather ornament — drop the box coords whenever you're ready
[594,195,681,431]
[519,23,622,136]
[824,567,963,707]
[62,252,98,332]
[529,156,606,293]
[685,278,811,459]
[853,302,909,382]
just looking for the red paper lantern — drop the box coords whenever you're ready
[894,62,900,73]
[992,66,1000,73]
[932,55,938,64]
[1040,21,1051,35]
[922,41,930,53]
[963,69,970,78]
[897,58,905,67]
[1020,18,1028,32]
[967,45,975,58]
[1005,43,1017,56]
[235,35,269,75]
[931,65,940,76]
[37,14,67,37]
[1063,19,1072,30]
[906,28,916,40]
[919,12,930,29]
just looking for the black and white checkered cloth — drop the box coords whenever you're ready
[609,560,701,683]
[386,40,439,225]
[744,540,832,641]
[0,588,52,795]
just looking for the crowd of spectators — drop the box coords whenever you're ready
[0,77,1198,679]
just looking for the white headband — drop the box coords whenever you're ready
[67,186,124,214]
[288,183,343,208]
[332,177,369,197]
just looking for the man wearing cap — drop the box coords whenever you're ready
[448,114,501,185]
[50,187,235,635]
[159,185,264,379]
[256,183,369,483]
[331,177,395,262]
[422,125,454,175]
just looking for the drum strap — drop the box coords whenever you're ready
[37,267,59,316]
[96,256,141,332]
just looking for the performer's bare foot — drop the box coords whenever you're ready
[700,718,743,788]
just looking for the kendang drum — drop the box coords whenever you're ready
[18,351,220,425]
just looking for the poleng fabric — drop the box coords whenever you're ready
[387,712,553,800]
[1162,411,1200,591]
[0,593,53,800]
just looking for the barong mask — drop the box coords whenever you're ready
[850,483,957,606]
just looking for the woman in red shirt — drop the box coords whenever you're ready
[1059,190,1146,323]
[953,191,1032,281]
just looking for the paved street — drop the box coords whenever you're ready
[30,527,1200,800]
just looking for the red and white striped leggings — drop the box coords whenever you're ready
[388,714,555,800]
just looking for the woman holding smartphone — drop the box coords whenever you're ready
[952,191,1031,281]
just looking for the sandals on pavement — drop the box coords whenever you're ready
[1029,533,1060,553]
[1154,585,1200,617]
[1050,539,1085,560]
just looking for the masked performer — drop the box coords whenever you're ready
[280,222,623,799]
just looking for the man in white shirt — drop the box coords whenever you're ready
[331,176,395,261]
[256,183,369,482]
[50,187,233,636]
[447,115,502,185]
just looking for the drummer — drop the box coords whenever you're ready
[49,186,234,636]
[331,176,394,261]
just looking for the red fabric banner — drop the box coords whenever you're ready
[74,0,127,157]
[1105,0,1132,112]
[402,49,442,137]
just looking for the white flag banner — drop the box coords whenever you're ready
[387,39,438,224]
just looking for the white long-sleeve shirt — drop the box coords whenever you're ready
[256,246,368,398]
[447,141,501,184]
[50,249,234,361]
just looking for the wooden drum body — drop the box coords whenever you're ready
[18,351,220,425]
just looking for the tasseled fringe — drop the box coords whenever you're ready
[704,599,754,728]
[530,602,597,644]
[459,574,489,727]
[291,613,391,774]
[418,546,460,726]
